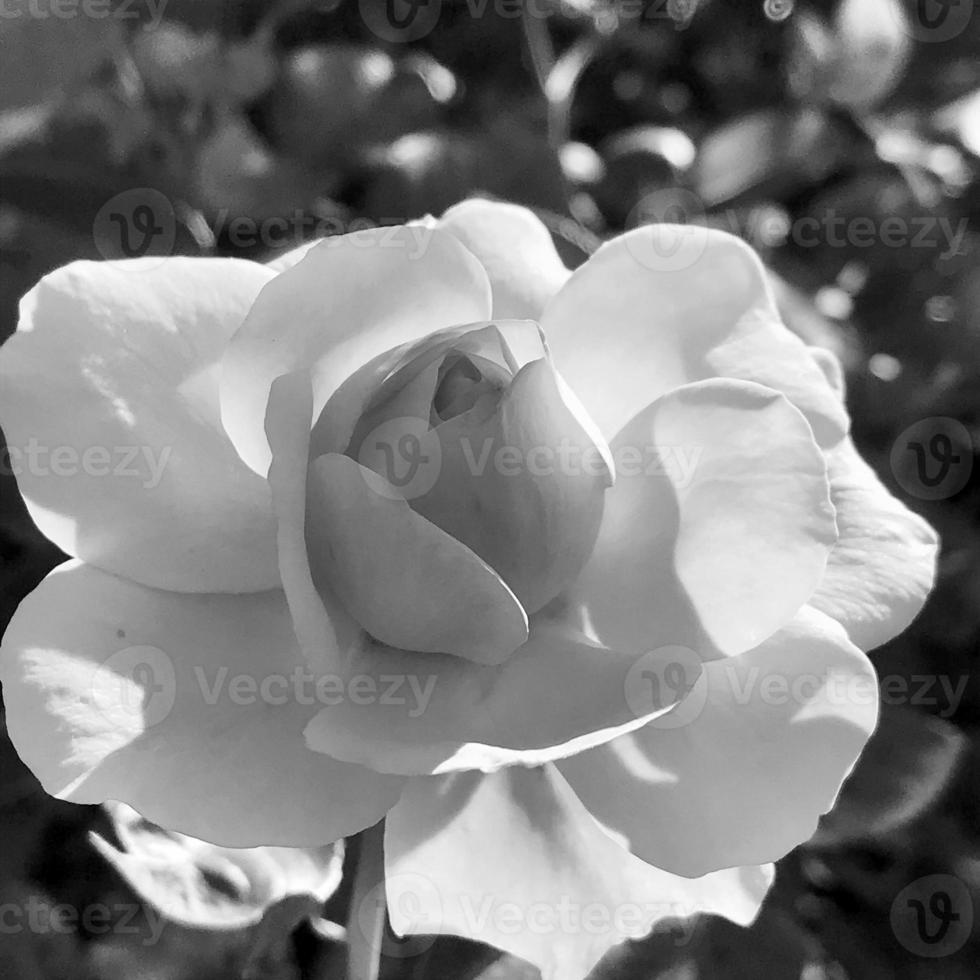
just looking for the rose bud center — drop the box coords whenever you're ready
[316,322,612,647]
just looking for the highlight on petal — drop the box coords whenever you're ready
[303,620,700,776]
[383,764,773,980]
[558,606,879,878]
[811,436,938,651]
[305,453,529,665]
[220,226,492,474]
[438,199,571,319]
[0,561,404,847]
[575,378,837,658]
[0,257,281,593]
[541,225,848,447]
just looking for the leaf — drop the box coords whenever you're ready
[90,801,343,930]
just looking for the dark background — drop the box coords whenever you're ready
[0,0,978,976]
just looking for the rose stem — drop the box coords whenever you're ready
[346,818,387,980]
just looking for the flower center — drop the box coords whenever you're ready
[432,354,505,423]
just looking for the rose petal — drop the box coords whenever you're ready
[310,320,546,463]
[808,345,846,396]
[438,199,571,319]
[264,239,323,273]
[221,227,492,474]
[264,371,353,667]
[411,357,611,613]
[339,322,520,454]
[305,453,529,665]
[0,561,404,846]
[303,619,699,775]
[541,225,848,446]
[576,378,837,658]
[384,764,772,980]
[0,257,280,593]
[558,606,878,877]
[811,437,938,651]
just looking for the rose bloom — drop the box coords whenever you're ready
[0,201,936,976]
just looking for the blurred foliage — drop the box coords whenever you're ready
[1,0,979,977]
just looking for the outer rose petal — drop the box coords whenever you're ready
[264,200,569,322]
[384,764,773,980]
[558,606,878,878]
[264,371,350,668]
[806,345,939,650]
[437,199,572,319]
[576,379,837,658]
[0,562,404,847]
[303,621,700,775]
[811,436,938,651]
[0,257,280,593]
[220,227,492,474]
[541,225,848,447]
